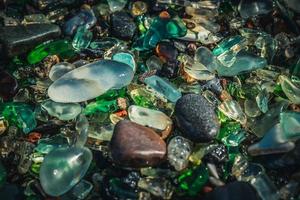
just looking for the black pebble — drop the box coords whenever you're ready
[175,94,220,143]
[110,11,137,41]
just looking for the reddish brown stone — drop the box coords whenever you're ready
[110,120,166,168]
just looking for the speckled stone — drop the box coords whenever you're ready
[110,120,166,168]
[175,94,219,142]
[110,11,137,40]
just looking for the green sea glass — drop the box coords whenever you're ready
[72,26,93,50]
[39,147,92,196]
[130,87,156,108]
[177,165,209,196]
[133,15,187,50]
[27,40,76,64]
[0,102,36,134]
[84,99,118,115]
[280,112,300,141]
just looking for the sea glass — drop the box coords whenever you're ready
[112,52,136,71]
[0,103,36,134]
[41,100,81,121]
[35,134,69,154]
[144,75,182,103]
[72,26,93,50]
[49,62,76,81]
[218,100,247,124]
[39,146,92,196]
[279,75,300,104]
[48,60,134,103]
[64,9,96,36]
[195,46,219,72]
[213,35,246,57]
[107,0,127,12]
[84,99,118,115]
[183,59,215,81]
[216,50,267,77]
[177,165,209,196]
[238,0,273,19]
[256,88,269,113]
[244,99,261,117]
[62,180,93,200]
[27,40,76,64]
[248,124,295,156]
[75,114,89,147]
[128,105,172,131]
[280,112,300,141]
[167,136,192,171]
[133,13,187,50]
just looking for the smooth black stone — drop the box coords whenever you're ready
[175,94,220,142]
[110,11,137,41]
[204,181,260,200]
[0,24,61,57]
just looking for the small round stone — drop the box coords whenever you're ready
[110,11,137,40]
[175,94,220,142]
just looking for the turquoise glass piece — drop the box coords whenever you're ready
[222,130,246,147]
[212,35,246,56]
[248,124,295,156]
[279,75,300,104]
[280,112,300,141]
[133,15,187,50]
[39,147,92,196]
[216,50,267,77]
[41,99,82,121]
[27,39,76,64]
[112,52,136,71]
[35,134,69,154]
[48,60,134,103]
[144,75,182,103]
[0,102,36,134]
[72,26,93,50]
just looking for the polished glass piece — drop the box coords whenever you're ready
[238,0,273,19]
[279,75,300,104]
[41,99,82,121]
[107,0,127,12]
[48,60,134,103]
[49,62,76,81]
[128,105,172,131]
[72,26,93,50]
[144,75,182,103]
[27,40,76,64]
[218,100,247,124]
[39,147,92,196]
[112,52,136,71]
[280,112,300,141]
[35,135,69,154]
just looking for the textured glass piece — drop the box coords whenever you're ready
[216,50,267,77]
[177,165,209,196]
[72,26,93,50]
[27,40,76,64]
[41,100,81,121]
[238,0,273,19]
[218,100,247,124]
[128,105,172,131]
[279,75,300,104]
[112,52,136,71]
[39,147,92,196]
[167,136,192,171]
[133,15,187,50]
[107,0,127,12]
[195,46,220,72]
[49,62,76,81]
[248,124,295,156]
[0,103,36,134]
[280,112,300,141]
[48,60,134,103]
[144,75,182,103]
[212,35,245,56]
